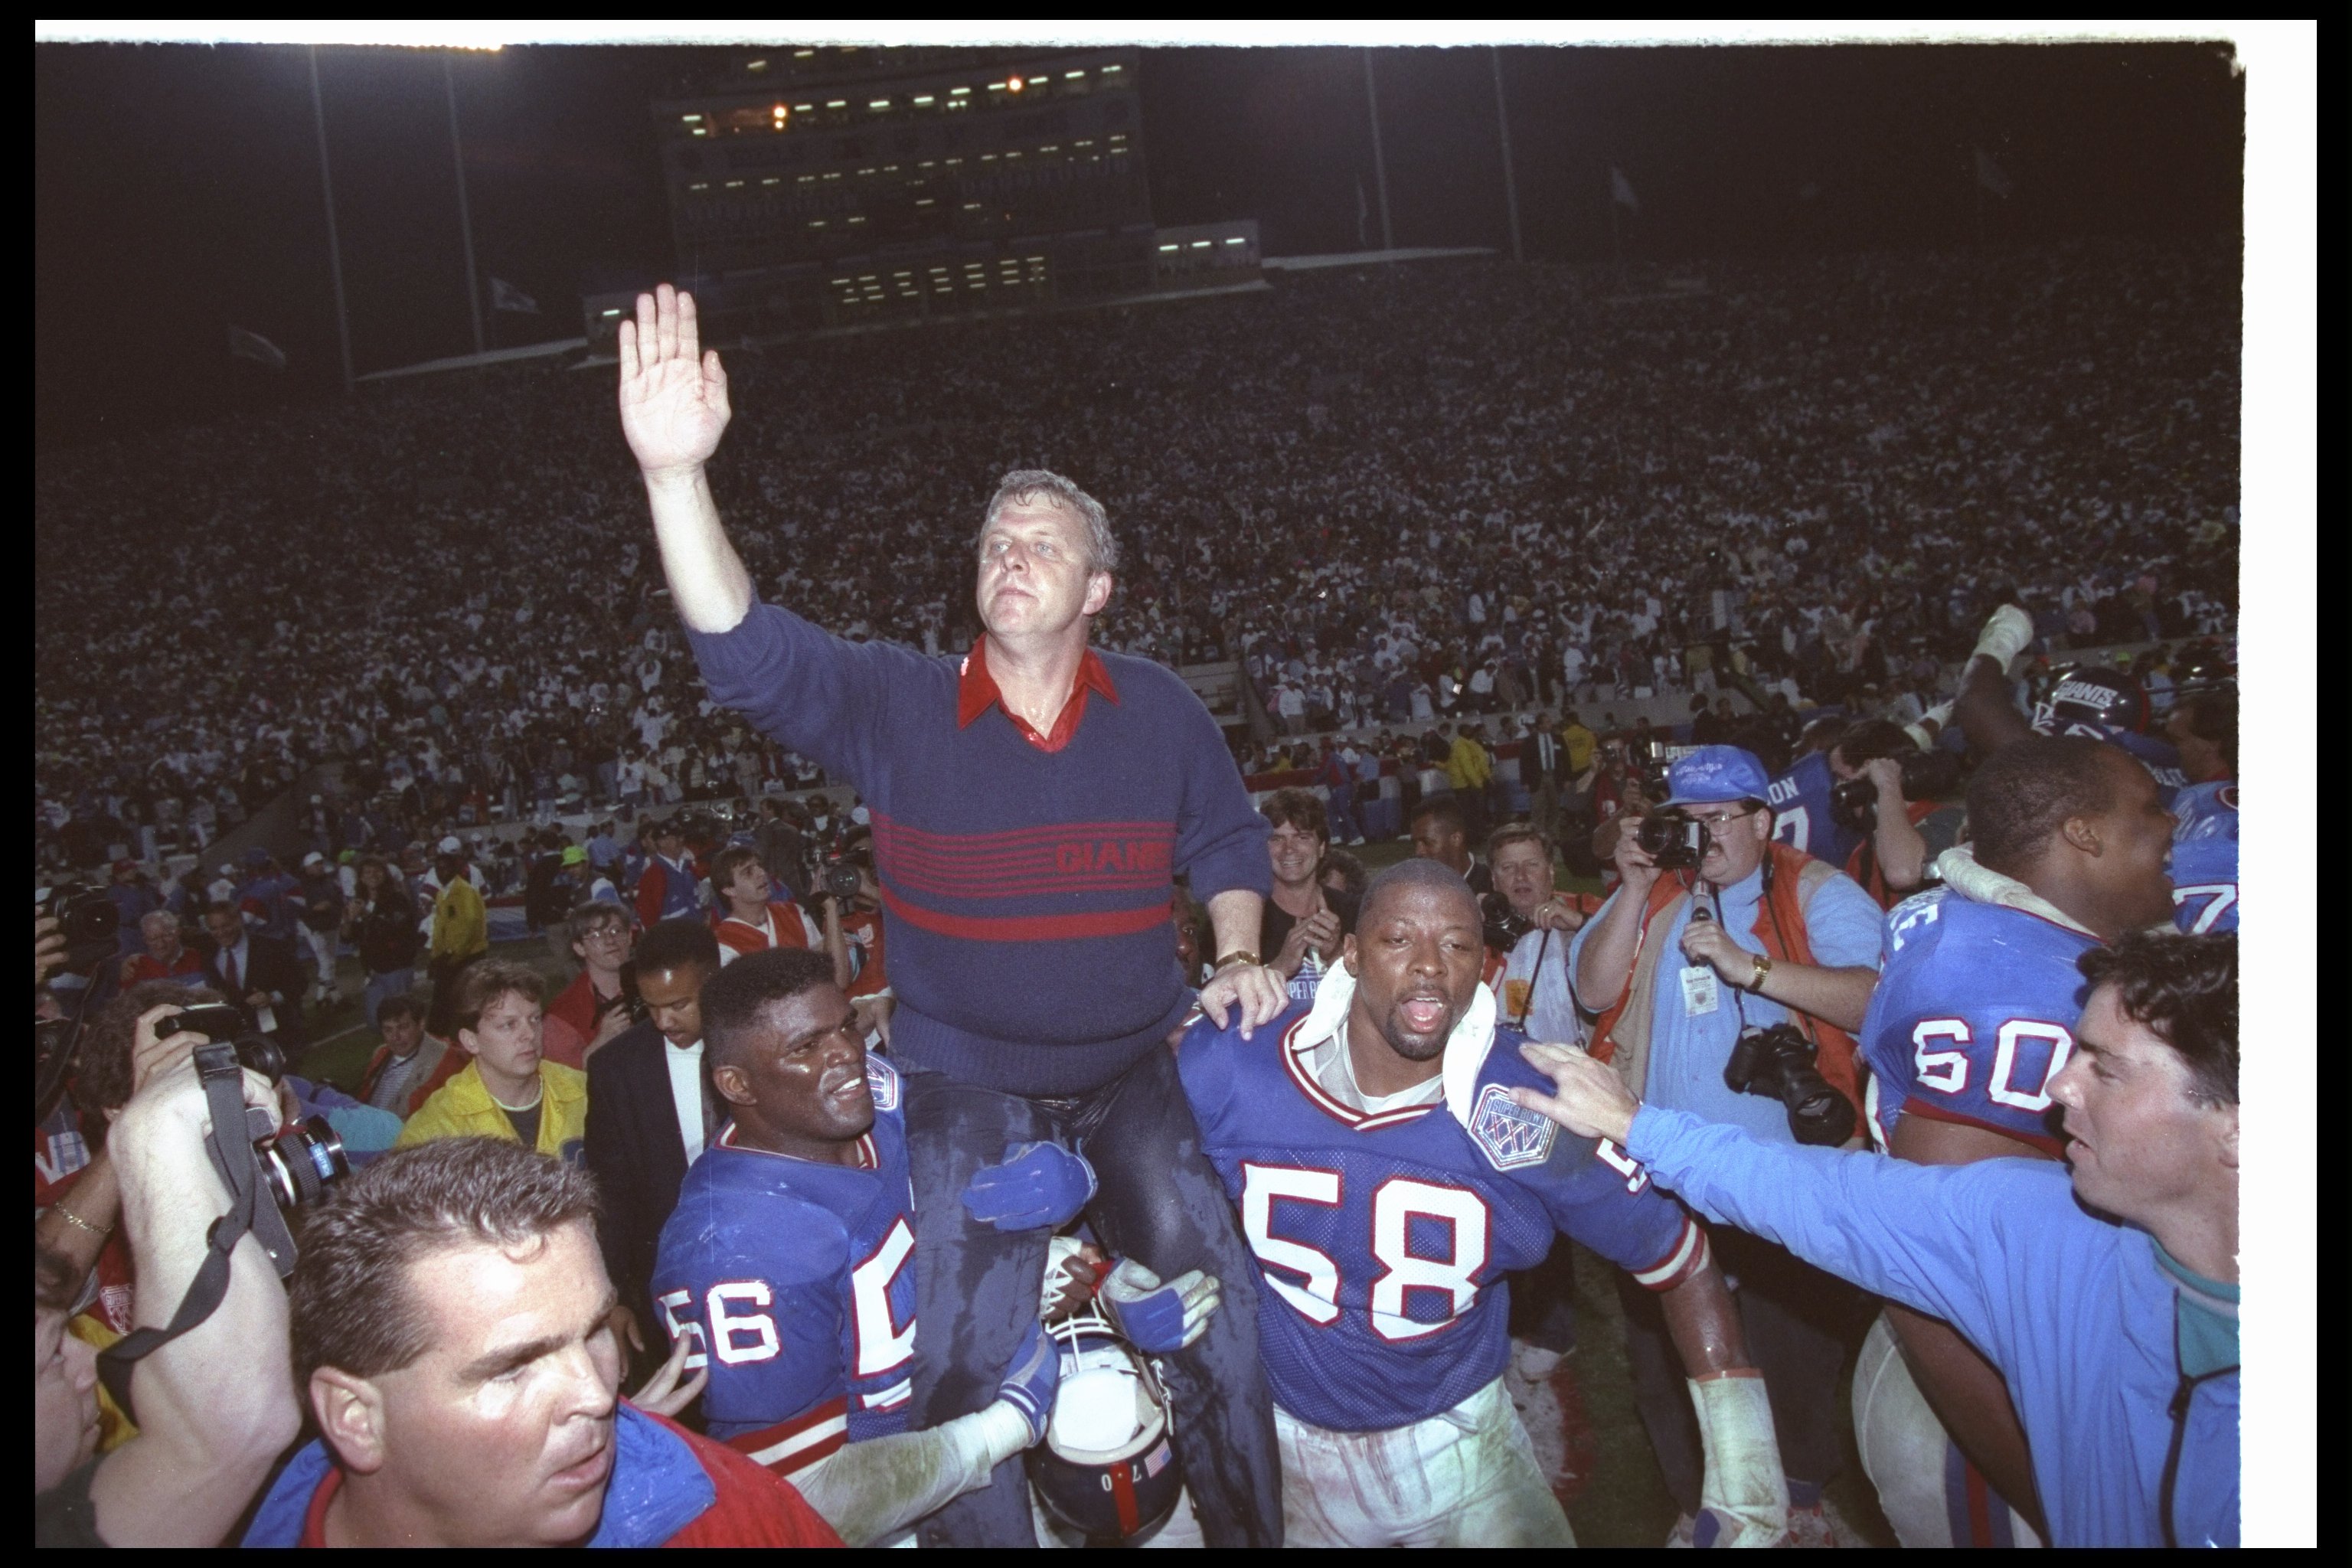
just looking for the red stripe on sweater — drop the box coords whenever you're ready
[880,884,1174,942]
[872,813,1172,848]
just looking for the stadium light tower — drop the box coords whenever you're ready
[446,56,485,357]
[1362,51,1393,253]
[306,47,354,394]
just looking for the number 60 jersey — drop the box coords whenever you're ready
[1178,1000,1704,1433]
[650,1055,919,1478]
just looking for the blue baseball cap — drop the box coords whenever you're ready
[1661,746,1772,808]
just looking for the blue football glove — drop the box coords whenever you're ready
[996,1318,1061,1446]
[961,1140,1097,1232]
[1100,1257,1222,1354]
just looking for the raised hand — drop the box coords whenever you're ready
[617,285,732,479]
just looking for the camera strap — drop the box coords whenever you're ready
[95,1064,269,1423]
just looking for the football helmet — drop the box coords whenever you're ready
[1025,1306,1184,1542]
[2036,663,2149,736]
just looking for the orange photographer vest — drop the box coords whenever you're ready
[1586,841,1864,1118]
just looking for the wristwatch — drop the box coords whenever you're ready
[1214,949,1263,971]
[1746,953,1773,993]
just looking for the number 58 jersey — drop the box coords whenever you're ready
[1178,998,1702,1434]
[650,1055,918,1477]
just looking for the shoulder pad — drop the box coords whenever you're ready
[1883,887,1950,952]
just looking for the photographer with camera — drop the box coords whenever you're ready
[1824,719,1967,910]
[36,1003,302,1546]
[822,835,894,1045]
[1567,745,1883,1545]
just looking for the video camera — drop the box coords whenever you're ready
[1828,750,1963,834]
[1723,1021,1856,1148]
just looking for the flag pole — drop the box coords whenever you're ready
[1491,47,1522,264]
[446,55,485,357]
[1363,51,1394,253]
[308,47,354,394]
[1609,172,1625,291]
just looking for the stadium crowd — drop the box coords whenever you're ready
[35,240,2234,877]
[34,240,2246,1549]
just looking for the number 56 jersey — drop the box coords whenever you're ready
[651,1055,918,1477]
[1177,988,1704,1434]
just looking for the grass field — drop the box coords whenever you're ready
[305,840,1894,1545]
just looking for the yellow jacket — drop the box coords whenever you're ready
[1446,735,1492,791]
[430,877,488,962]
[396,1059,587,1163]
[1562,723,1599,776]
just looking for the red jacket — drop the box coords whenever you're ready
[252,1403,842,1547]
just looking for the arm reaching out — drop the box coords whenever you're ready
[617,286,753,634]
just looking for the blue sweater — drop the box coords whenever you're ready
[1628,1107,2239,1548]
[689,600,1269,1094]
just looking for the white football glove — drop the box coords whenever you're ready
[1685,1370,1788,1547]
[1970,604,2035,673]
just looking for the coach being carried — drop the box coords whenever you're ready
[615,286,1285,1548]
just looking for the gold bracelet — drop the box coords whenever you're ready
[1214,949,1263,970]
[53,1204,112,1239]
[1748,953,1773,993]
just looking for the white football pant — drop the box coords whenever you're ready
[1275,1375,1574,1547]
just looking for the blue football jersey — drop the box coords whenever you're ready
[1178,1004,1699,1432]
[2171,781,2238,844]
[649,1054,917,1477]
[1768,750,1860,869]
[1861,889,2097,1157]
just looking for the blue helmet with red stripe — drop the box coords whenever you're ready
[1026,1308,1184,1543]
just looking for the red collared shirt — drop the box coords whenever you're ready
[955,639,1120,754]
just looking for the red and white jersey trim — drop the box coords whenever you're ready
[1278,1014,1439,1132]
[1632,1217,1710,1292]
[730,1396,850,1478]
[860,1377,913,1412]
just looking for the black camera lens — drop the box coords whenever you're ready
[234,1034,289,1085]
[37,884,123,972]
[824,861,864,900]
[259,1116,348,1210]
[1830,776,1877,833]
[1723,1023,1856,1147]
[1635,810,1708,871]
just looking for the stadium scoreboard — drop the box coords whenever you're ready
[657,50,1147,264]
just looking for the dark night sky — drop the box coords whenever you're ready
[36,38,2243,449]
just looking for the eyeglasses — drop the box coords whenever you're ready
[582,927,630,943]
[1681,805,1758,829]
